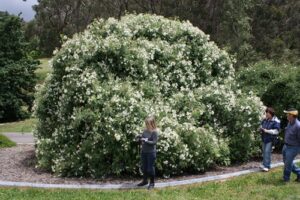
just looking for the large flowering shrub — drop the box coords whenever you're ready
[34,14,264,178]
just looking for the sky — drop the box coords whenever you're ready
[0,0,38,21]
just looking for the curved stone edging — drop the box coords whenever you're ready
[1,159,299,190]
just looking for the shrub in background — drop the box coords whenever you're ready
[262,66,300,127]
[236,60,284,97]
[237,60,300,150]
[0,12,38,122]
[34,14,264,178]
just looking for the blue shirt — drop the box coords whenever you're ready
[284,119,300,146]
[261,116,280,143]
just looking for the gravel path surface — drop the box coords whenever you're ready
[1,144,299,185]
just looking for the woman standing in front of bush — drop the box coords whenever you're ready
[259,107,281,172]
[136,116,159,190]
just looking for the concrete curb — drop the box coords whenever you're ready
[1,159,299,190]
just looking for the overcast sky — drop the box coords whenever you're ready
[0,0,38,21]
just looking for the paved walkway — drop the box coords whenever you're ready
[2,132,34,144]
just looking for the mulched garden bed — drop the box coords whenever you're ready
[1,144,299,185]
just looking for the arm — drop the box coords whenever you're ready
[263,120,280,135]
[263,129,279,135]
[297,126,300,142]
[145,131,158,145]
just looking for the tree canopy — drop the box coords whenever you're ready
[32,0,299,65]
[0,12,38,122]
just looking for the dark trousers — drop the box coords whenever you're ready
[141,152,156,180]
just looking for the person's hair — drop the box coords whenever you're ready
[145,116,157,130]
[265,107,275,117]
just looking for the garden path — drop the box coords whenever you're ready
[1,133,300,189]
[2,132,34,144]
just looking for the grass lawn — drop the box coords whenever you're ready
[0,167,299,200]
[35,58,52,84]
[0,134,16,148]
[0,118,37,133]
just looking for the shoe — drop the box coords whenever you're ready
[283,179,289,183]
[137,180,148,187]
[148,183,154,190]
[261,167,269,172]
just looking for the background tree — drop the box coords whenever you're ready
[33,0,256,60]
[32,0,299,65]
[0,12,38,122]
[252,0,300,64]
[33,0,128,55]
[217,0,256,66]
[24,19,41,58]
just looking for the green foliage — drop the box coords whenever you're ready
[35,58,52,84]
[237,60,300,150]
[237,60,299,127]
[24,20,41,59]
[0,12,38,122]
[34,14,263,178]
[32,0,299,65]
[252,0,300,64]
[262,65,300,127]
[33,0,105,56]
[236,60,283,96]
[217,0,257,66]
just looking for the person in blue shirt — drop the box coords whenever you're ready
[259,107,281,172]
[282,108,300,182]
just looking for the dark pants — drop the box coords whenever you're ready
[141,152,156,179]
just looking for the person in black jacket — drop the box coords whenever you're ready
[259,107,280,172]
[136,116,159,190]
